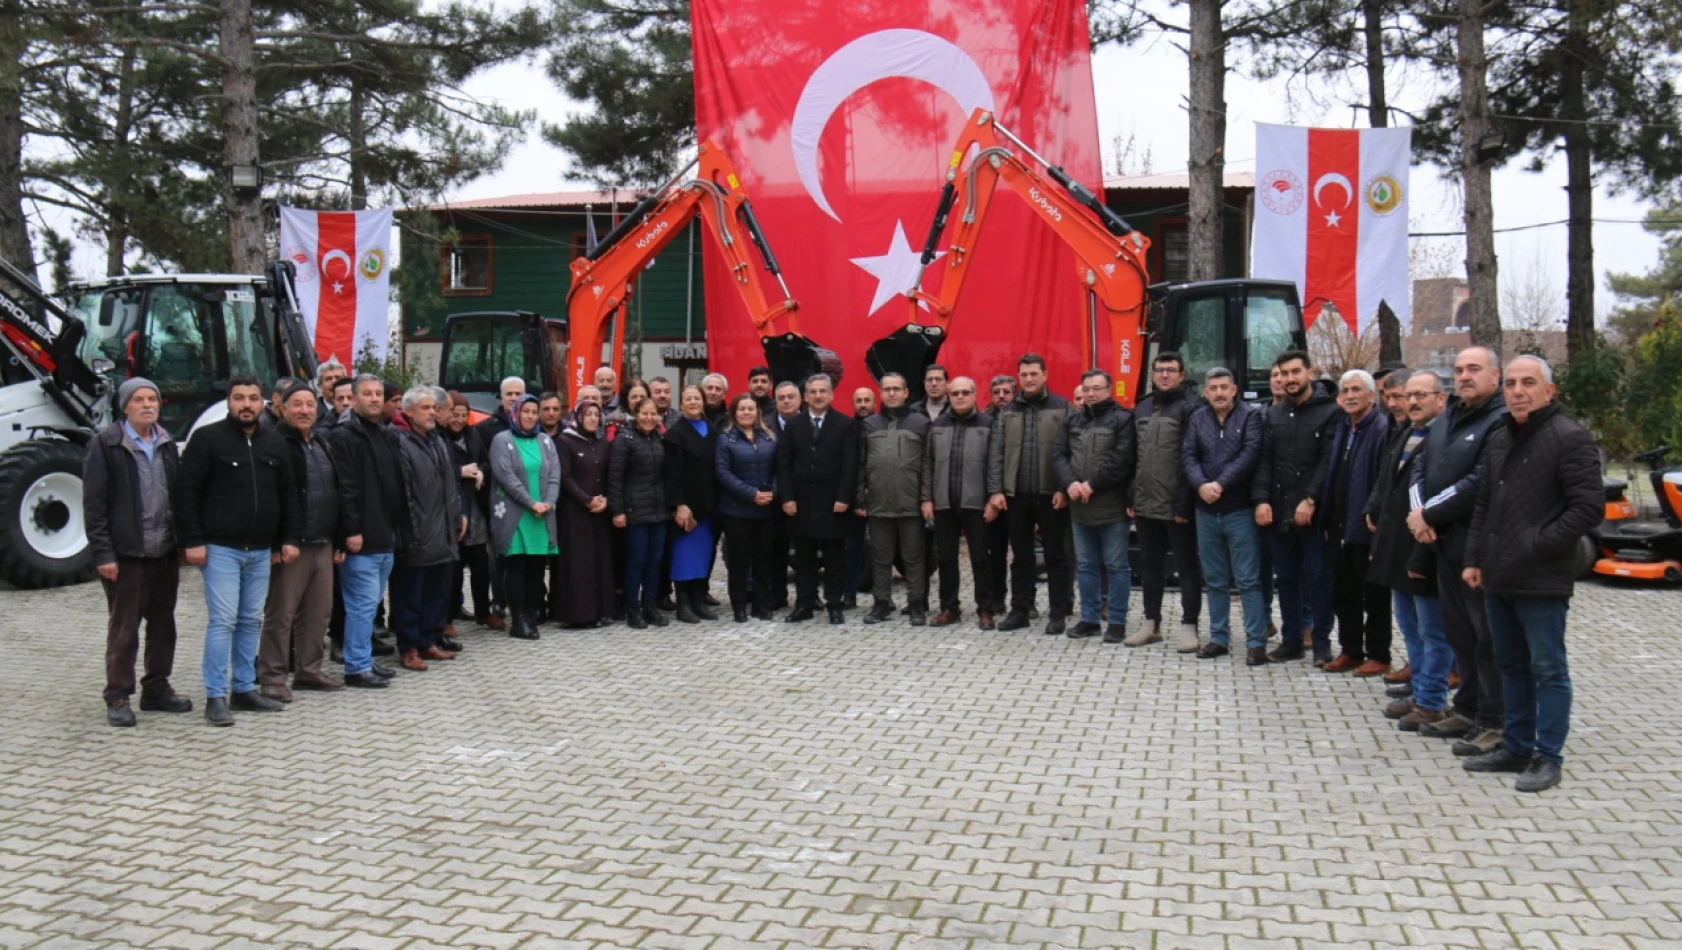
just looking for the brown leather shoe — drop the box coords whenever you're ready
[292,672,344,692]
[1398,706,1444,732]
[1353,660,1390,678]
[400,649,429,672]
[976,611,996,630]
[1383,662,1413,684]
[1322,654,1361,673]
[1384,697,1415,719]
[930,609,961,627]
[259,684,294,704]
[419,646,454,661]
[483,615,507,631]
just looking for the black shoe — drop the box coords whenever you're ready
[436,637,463,653]
[1067,620,1101,639]
[753,607,775,621]
[1043,616,1066,636]
[1268,642,1305,663]
[733,605,750,623]
[1515,759,1562,793]
[908,605,927,627]
[1312,647,1334,666]
[691,592,719,621]
[343,672,388,689]
[997,609,1030,631]
[1464,745,1531,773]
[370,662,396,679]
[675,592,701,624]
[204,696,234,725]
[1028,606,1041,620]
[1197,642,1230,659]
[842,594,858,610]
[863,603,894,624]
[139,692,192,714]
[644,603,670,627]
[330,644,344,664]
[1102,625,1126,644]
[230,690,284,712]
[828,606,846,625]
[657,596,678,612]
[1246,646,1269,666]
[626,605,648,629]
[1386,683,1413,698]
[510,615,541,640]
[704,592,721,607]
[106,698,137,728]
[784,606,815,623]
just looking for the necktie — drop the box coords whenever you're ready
[813,415,822,438]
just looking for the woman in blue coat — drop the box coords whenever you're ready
[714,394,780,622]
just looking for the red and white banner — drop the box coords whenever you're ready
[1252,125,1411,333]
[692,0,1101,391]
[278,206,393,363]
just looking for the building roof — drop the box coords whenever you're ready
[424,190,626,211]
[1102,170,1255,191]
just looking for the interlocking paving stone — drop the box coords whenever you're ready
[1,568,1680,949]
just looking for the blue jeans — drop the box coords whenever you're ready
[1395,591,1453,711]
[339,552,394,675]
[1268,529,1333,652]
[390,562,451,653]
[1071,519,1130,626]
[201,545,272,698]
[1484,593,1572,765]
[1196,510,1268,649]
[625,523,668,605]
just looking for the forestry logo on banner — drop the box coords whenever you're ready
[1365,174,1403,216]
[1260,170,1304,215]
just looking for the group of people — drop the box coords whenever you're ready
[88,345,1600,792]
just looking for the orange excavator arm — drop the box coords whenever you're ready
[869,109,1153,407]
[566,142,838,397]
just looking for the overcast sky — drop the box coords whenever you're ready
[35,13,1665,326]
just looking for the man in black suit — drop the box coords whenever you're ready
[777,373,858,624]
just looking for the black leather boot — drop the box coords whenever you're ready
[644,601,670,627]
[674,590,701,624]
[689,582,719,621]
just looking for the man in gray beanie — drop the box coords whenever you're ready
[84,377,191,726]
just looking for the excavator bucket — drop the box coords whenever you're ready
[865,324,946,385]
[762,333,844,388]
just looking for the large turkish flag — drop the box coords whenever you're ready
[692,0,1101,396]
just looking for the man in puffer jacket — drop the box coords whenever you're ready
[986,354,1074,635]
[921,377,995,629]
[857,373,932,625]
[1052,370,1136,642]
[1460,357,1601,794]
[389,387,465,672]
[1254,349,1342,665]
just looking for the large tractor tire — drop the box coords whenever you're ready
[1573,535,1599,580]
[0,439,94,588]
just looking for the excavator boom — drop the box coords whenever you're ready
[872,109,1153,405]
[566,142,839,396]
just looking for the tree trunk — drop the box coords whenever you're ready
[1186,0,1226,281]
[1561,0,1594,362]
[0,16,35,286]
[348,75,368,211]
[1363,0,1388,128]
[106,14,139,277]
[220,0,264,273]
[1457,0,1501,353]
[1378,300,1403,364]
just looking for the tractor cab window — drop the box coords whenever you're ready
[137,284,277,435]
[1176,296,1226,383]
[1244,291,1298,393]
[217,285,278,383]
[73,287,143,376]
[441,317,536,414]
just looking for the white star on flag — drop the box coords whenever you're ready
[1325,210,1341,227]
[331,281,345,294]
[850,220,942,317]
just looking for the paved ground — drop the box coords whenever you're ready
[2,569,1680,950]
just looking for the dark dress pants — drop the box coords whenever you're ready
[1137,516,1201,623]
[101,556,180,702]
[721,514,776,611]
[794,537,845,609]
[1438,555,1504,729]
[1005,493,1071,615]
[934,508,992,612]
[1330,538,1391,663]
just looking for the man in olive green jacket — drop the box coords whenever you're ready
[857,372,932,624]
[986,354,1073,634]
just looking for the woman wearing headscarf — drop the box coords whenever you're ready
[663,385,719,622]
[554,402,615,627]
[487,395,560,640]
[609,398,671,628]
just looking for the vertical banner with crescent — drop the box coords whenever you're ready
[691,0,1102,391]
[1251,124,1411,333]
[278,206,394,363]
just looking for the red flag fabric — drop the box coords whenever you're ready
[692,0,1102,395]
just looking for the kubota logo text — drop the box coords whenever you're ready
[635,221,670,250]
[1028,187,1063,222]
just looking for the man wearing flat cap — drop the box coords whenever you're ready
[83,377,192,727]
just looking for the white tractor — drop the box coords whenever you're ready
[0,260,318,588]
